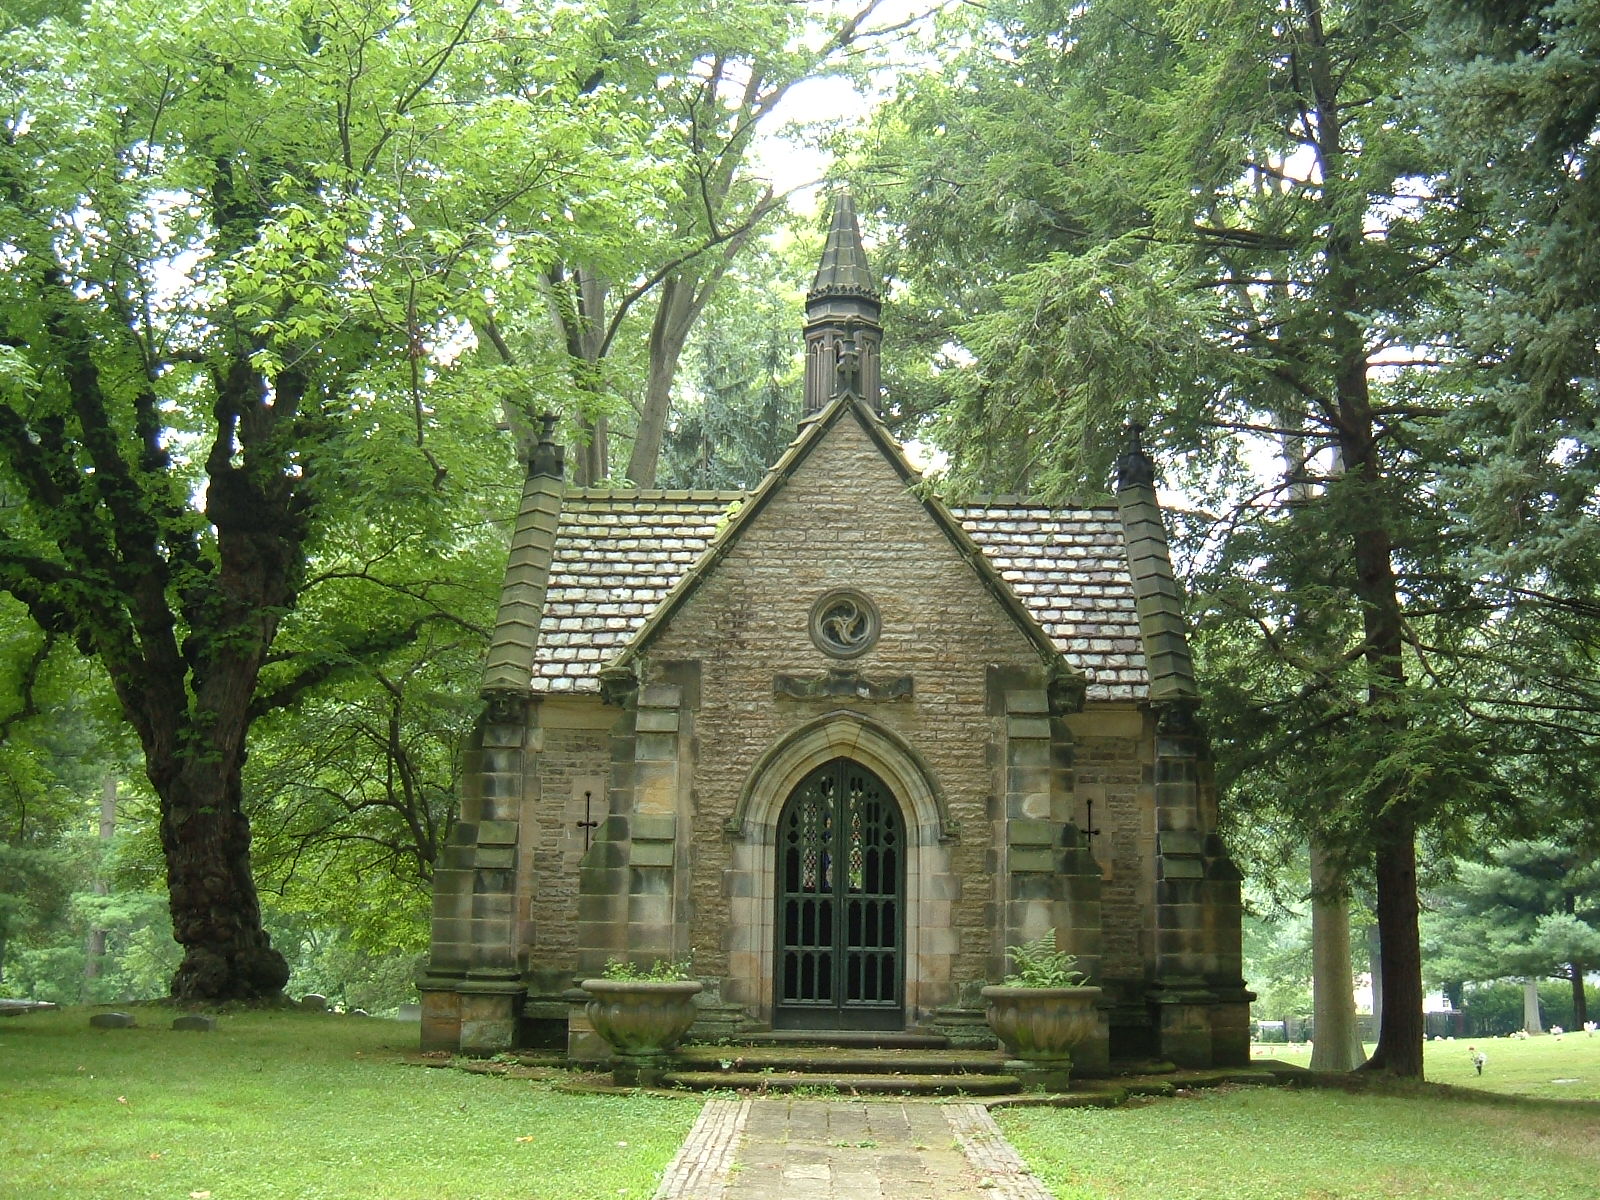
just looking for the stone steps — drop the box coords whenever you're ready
[730,1029,952,1050]
[675,1045,1011,1076]
[664,1041,1018,1095]
[661,1069,1022,1096]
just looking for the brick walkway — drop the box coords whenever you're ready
[653,1097,1053,1200]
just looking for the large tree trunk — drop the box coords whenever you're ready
[626,276,697,487]
[159,764,288,999]
[1367,921,1384,1029]
[1572,963,1588,1029]
[82,776,117,996]
[625,223,759,487]
[1309,838,1366,1070]
[1523,978,1544,1032]
[1364,810,1424,1074]
[552,266,610,487]
[1301,0,1424,1080]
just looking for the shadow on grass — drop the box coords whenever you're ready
[1261,1059,1600,1115]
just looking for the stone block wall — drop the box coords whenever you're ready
[419,701,532,1052]
[520,709,616,970]
[643,412,1050,1021]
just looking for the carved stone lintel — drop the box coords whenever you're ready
[598,665,639,708]
[481,688,529,726]
[1154,698,1205,738]
[773,668,913,702]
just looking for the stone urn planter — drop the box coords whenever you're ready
[580,978,703,1085]
[983,931,1101,1091]
[981,984,1103,1091]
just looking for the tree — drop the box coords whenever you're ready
[473,0,914,486]
[0,0,666,1000]
[1425,839,1600,1031]
[1415,0,1600,832]
[861,0,1511,1077]
[1421,1,1600,605]
[657,238,806,490]
[246,621,489,916]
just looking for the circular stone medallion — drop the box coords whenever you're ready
[809,589,880,659]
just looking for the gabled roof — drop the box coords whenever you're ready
[526,397,1151,702]
[955,506,1147,700]
[602,394,1075,688]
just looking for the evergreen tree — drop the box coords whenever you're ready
[862,0,1506,1076]
[1425,839,1600,1031]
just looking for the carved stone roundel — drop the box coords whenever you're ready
[809,589,880,659]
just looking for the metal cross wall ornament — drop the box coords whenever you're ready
[1083,799,1103,848]
[577,790,599,853]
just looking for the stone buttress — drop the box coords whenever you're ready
[1114,425,1250,1066]
[418,419,564,1053]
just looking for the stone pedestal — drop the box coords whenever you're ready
[927,1004,998,1049]
[453,973,526,1055]
[565,990,611,1066]
[1154,994,1216,1068]
[1071,1006,1112,1077]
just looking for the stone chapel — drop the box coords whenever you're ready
[419,194,1250,1072]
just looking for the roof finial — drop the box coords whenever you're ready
[1115,421,1156,491]
[530,411,565,479]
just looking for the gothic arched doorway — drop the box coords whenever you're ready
[773,757,904,1030]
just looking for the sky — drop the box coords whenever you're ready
[753,0,948,207]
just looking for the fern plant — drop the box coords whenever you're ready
[599,957,694,982]
[1003,930,1087,987]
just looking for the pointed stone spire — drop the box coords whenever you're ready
[809,191,880,301]
[803,188,883,418]
[1112,421,1199,702]
[481,413,566,698]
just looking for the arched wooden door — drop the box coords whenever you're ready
[774,757,904,1030]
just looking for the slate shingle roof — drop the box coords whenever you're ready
[953,506,1147,701]
[533,490,741,693]
[530,490,1148,702]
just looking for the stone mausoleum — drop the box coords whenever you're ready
[420,195,1250,1071]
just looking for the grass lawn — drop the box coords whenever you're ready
[1002,1034,1600,1200]
[0,1007,697,1200]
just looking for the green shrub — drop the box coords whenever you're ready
[1003,930,1087,987]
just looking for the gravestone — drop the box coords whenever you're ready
[396,1003,421,1021]
[89,1012,136,1029]
[300,994,327,1011]
[172,1014,217,1032]
[0,999,57,1017]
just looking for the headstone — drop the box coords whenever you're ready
[396,1003,422,1022]
[171,1014,216,1032]
[89,1012,136,1029]
[0,999,58,1017]
[348,1008,369,1017]
[300,994,327,1011]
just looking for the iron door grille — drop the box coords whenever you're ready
[775,757,904,1029]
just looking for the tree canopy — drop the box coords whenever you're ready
[856,0,1600,1077]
